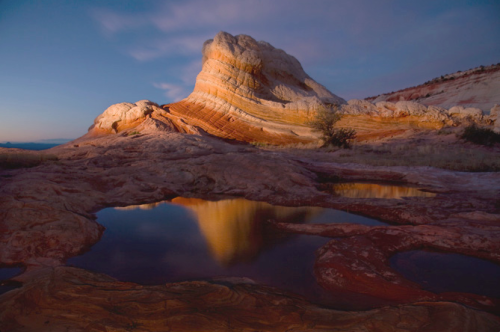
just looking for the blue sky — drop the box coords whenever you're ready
[1,0,499,142]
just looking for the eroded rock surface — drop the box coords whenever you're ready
[366,64,500,112]
[1,266,498,332]
[1,131,500,330]
[85,32,498,145]
[339,99,491,140]
[165,31,345,144]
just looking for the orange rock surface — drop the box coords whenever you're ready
[86,32,499,144]
[366,64,500,112]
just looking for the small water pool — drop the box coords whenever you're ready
[390,250,500,297]
[323,183,436,199]
[0,267,23,295]
[67,198,384,304]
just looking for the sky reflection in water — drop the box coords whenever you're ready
[0,267,23,295]
[390,250,500,298]
[68,198,382,304]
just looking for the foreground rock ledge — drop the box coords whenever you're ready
[0,266,499,332]
[1,132,500,331]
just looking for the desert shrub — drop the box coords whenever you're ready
[0,153,58,169]
[327,128,357,149]
[459,124,500,146]
[251,141,269,147]
[309,104,356,149]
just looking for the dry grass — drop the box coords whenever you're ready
[0,153,58,169]
[329,143,500,172]
[272,137,500,172]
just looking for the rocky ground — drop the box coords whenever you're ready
[1,130,499,331]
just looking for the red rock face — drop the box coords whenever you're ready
[1,133,500,330]
[86,33,499,145]
[87,32,346,144]
[366,65,500,112]
[165,100,314,145]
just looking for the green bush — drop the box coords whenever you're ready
[459,124,500,146]
[309,104,356,149]
[327,127,357,148]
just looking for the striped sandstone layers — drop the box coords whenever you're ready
[88,32,345,144]
[366,64,500,112]
[87,32,499,143]
[165,31,345,144]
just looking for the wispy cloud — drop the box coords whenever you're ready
[90,9,147,36]
[153,82,187,102]
[180,60,202,85]
[150,0,269,32]
[152,59,201,101]
[90,0,338,64]
[128,35,211,61]
[90,0,500,100]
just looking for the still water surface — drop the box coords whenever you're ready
[68,198,383,303]
[391,250,500,297]
[0,267,23,295]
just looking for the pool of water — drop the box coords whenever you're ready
[390,250,500,297]
[323,183,436,199]
[0,267,23,295]
[67,198,384,304]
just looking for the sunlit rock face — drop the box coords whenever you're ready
[165,31,345,144]
[85,33,497,143]
[491,104,500,133]
[366,64,500,112]
[338,99,491,140]
[87,100,202,137]
[171,197,321,265]
[86,32,345,143]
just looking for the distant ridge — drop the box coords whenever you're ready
[36,138,74,144]
[0,139,73,150]
[366,63,500,112]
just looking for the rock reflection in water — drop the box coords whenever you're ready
[115,202,165,210]
[171,198,322,266]
[326,183,436,199]
[67,198,380,303]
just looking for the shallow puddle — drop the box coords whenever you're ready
[67,198,384,304]
[390,251,500,297]
[0,267,23,295]
[324,183,436,199]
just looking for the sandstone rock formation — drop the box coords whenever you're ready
[85,32,499,144]
[366,64,500,112]
[338,99,491,140]
[491,104,500,133]
[166,32,345,144]
[87,31,345,144]
[1,266,498,332]
[1,131,500,330]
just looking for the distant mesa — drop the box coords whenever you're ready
[86,32,500,143]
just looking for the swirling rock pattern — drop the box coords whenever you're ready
[86,32,498,144]
[1,132,500,330]
[366,64,500,112]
